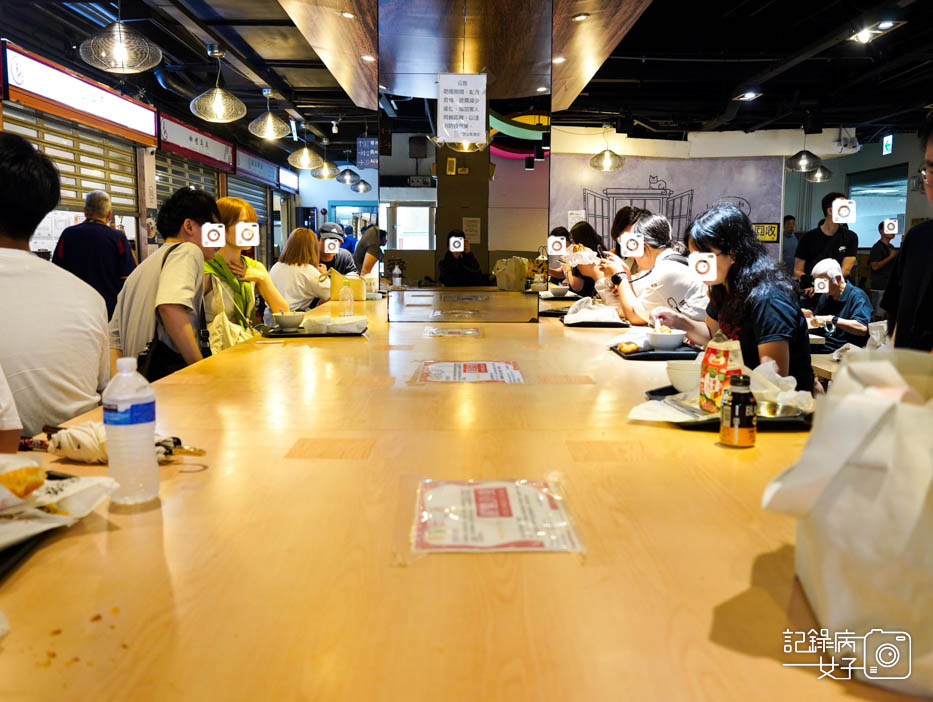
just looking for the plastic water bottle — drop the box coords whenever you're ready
[339,280,354,316]
[102,357,158,504]
[392,264,402,288]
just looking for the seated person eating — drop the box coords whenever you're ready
[564,221,604,297]
[652,204,814,392]
[264,228,331,326]
[599,214,707,324]
[805,258,872,352]
[439,231,489,286]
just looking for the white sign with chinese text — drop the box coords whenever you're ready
[278,168,299,192]
[437,73,487,143]
[462,216,481,244]
[236,149,278,186]
[159,116,233,169]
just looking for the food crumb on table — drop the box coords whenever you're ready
[89,614,102,622]
[50,629,61,636]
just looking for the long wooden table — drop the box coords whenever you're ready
[1,295,919,701]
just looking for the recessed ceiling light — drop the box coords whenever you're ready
[552,56,566,64]
[732,89,762,102]
[571,13,590,22]
[341,11,356,19]
[854,28,873,43]
[878,20,894,29]
[361,55,376,62]
[536,86,547,93]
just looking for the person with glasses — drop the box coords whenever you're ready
[881,113,933,351]
[651,203,814,392]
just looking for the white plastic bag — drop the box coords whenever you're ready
[762,349,933,697]
[492,257,527,292]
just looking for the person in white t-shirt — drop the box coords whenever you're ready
[0,132,110,437]
[264,227,331,326]
[0,361,22,453]
[109,187,221,381]
[600,213,708,323]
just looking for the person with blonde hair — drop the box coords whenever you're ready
[204,197,288,347]
[263,228,331,326]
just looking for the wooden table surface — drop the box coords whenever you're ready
[0,295,919,701]
[812,354,842,380]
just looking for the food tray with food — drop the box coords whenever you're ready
[611,344,699,361]
[259,324,367,338]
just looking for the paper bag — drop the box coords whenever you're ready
[328,269,366,301]
[492,257,527,292]
[762,349,933,697]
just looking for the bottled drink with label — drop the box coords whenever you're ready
[392,264,402,288]
[102,357,158,504]
[719,373,757,448]
[339,280,354,316]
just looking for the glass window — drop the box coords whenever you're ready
[847,164,908,248]
[396,206,430,250]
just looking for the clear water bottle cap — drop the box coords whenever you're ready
[116,357,137,373]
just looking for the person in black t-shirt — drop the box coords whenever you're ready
[805,258,872,353]
[438,230,489,286]
[793,192,859,306]
[868,220,899,319]
[317,221,357,275]
[565,221,604,298]
[652,203,813,392]
[881,115,933,352]
[52,190,136,319]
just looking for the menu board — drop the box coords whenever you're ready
[356,137,379,169]
[437,73,487,143]
[412,480,582,552]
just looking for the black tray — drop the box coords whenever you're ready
[0,471,72,583]
[674,413,813,432]
[539,307,568,318]
[610,344,699,360]
[259,324,367,338]
[563,318,629,328]
[645,385,680,400]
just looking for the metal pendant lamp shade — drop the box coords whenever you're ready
[524,156,534,171]
[786,149,821,172]
[311,161,340,180]
[288,145,323,170]
[337,168,361,185]
[190,52,247,124]
[805,165,833,183]
[351,179,372,193]
[80,21,163,74]
[248,93,289,139]
[589,149,624,172]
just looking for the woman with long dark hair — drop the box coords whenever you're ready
[652,204,814,391]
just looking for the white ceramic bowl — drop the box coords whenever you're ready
[666,360,701,392]
[550,285,569,297]
[647,329,687,350]
[273,312,305,330]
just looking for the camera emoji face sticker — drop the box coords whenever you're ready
[450,236,465,253]
[201,222,226,248]
[323,238,340,255]
[234,222,259,247]
[547,235,566,255]
[689,251,717,283]
[814,277,831,293]
[620,231,644,259]
[832,199,857,224]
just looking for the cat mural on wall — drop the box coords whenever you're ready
[649,175,668,191]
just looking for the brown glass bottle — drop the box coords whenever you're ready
[719,374,757,448]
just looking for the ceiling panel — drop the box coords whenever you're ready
[276,67,341,88]
[196,0,290,21]
[233,26,320,61]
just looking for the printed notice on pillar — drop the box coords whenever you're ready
[418,361,523,383]
[412,480,582,552]
[437,73,487,143]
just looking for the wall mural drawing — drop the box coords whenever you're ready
[550,154,785,257]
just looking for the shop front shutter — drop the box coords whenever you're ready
[155,152,218,208]
[226,174,269,223]
[1,101,138,215]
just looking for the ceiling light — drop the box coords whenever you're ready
[288,129,324,171]
[589,149,624,172]
[341,11,356,19]
[190,47,247,123]
[878,20,894,30]
[337,167,360,185]
[534,143,545,161]
[571,13,590,22]
[855,28,873,43]
[79,19,163,74]
[805,165,833,183]
[312,161,339,180]
[786,149,820,172]
[378,84,387,90]
[733,90,762,102]
[361,55,376,62]
[331,120,339,134]
[351,179,372,193]
[524,156,534,171]
[536,86,547,93]
[248,88,290,139]
[552,56,566,64]
[541,131,550,149]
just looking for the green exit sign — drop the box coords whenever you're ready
[882,134,893,155]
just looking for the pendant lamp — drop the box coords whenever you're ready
[248,88,289,139]
[589,126,624,172]
[311,145,339,179]
[79,1,162,74]
[805,165,833,183]
[786,150,821,172]
[351,179,372,193]
[288,124,324,170]
[524,156,534,171]
[337,150,361,184]
[190,46,247,123]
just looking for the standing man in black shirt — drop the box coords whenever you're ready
[793,192,859,307]
[52,190,136,319]
[882,113,933,352]
[868,220,898,319]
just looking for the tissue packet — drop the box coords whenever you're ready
[699,331,744,412]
